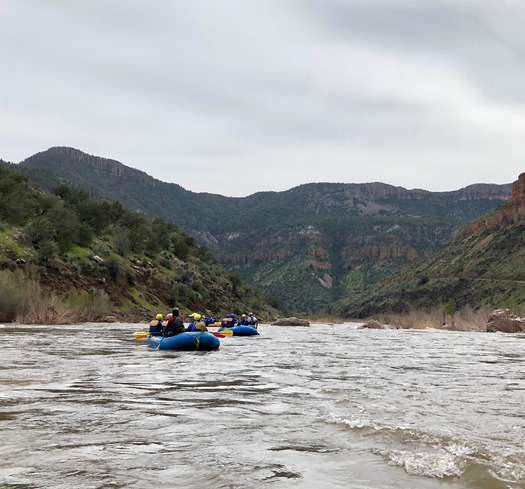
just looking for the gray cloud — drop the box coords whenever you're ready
[1,0,524,196]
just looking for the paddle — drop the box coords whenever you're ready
[211,330,234,337]
[134,331,149,340]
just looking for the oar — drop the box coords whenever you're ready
[216,329,233,336]
[211,332,225,338]
[134,331,149,340]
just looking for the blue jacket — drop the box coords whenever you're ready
[185,322,196,332]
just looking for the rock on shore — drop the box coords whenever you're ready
[357,319,395,330]
[486,309,525,333]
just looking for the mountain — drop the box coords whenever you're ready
[6,146,513,314]
[332,173,525,318]
[0,163,272,323]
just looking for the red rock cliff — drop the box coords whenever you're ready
[457,172,525,236]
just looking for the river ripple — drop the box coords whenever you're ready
[0,323,524,488]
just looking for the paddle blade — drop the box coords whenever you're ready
[134,331,149,340]
[211,332,225,338]
[218,329,234,336]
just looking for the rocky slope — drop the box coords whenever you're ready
[6,147,513,314]
[332,173,525,318]
[0,163,273,323]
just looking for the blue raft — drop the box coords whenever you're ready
[219,325,259,336]
[147,332,220,351]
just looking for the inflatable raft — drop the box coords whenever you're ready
[219,325,259,336]
[147,332,220,351]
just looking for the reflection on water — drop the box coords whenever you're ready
[0,323,524,488]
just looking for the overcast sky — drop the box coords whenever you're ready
[1,0,524,196]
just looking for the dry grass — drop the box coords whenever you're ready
[376,306,492,331]
[449,306,491,331]
[17,290,111,324]
[0,266,112,325]
[0,269,36,322]
[378,310,443,330]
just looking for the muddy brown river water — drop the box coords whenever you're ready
[0,322,524,488]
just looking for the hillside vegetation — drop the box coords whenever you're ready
[332,175,525,319]
[0,165,272,323]
[5,146,512,314]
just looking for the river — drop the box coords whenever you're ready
[0,322,524,488]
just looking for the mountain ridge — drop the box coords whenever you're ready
[15,146,511,202]
[5,146,513,314]
[332,172,525,318]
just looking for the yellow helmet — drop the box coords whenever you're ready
[242,314,246,317]
[156,314,163,320]
[193,314,201,321]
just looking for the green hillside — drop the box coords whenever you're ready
[332,185,525,319]
[0,164,273,323]
[5,146,512,314]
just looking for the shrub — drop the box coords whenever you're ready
[158,257,172,270]
[168,282,189,304]
[0,258,17,271]
[104,256,122,281]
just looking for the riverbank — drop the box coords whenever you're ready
[368,305,525,332]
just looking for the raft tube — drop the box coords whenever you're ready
[219,325,259,336]
[147,332,220,351]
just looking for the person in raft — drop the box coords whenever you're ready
[203,315,216,326]
[163,307,185,337]
[186,313,207,332]
[247,312,258,329]
[220,314,232,327]
[185,313,196,331]
[149,314,164,334]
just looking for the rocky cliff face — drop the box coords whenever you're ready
[332,172,525,319]
[457,173,525,237]
[291,182,512,218]
[508,172,525,221]
[51,147,161,187]
[456,183,512,201]
[512,172,525,198]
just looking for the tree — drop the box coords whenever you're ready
[444,298,456,326]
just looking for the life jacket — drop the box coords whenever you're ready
[149,320,163,334]
[164,316,185,336]
[194,320,207,331]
